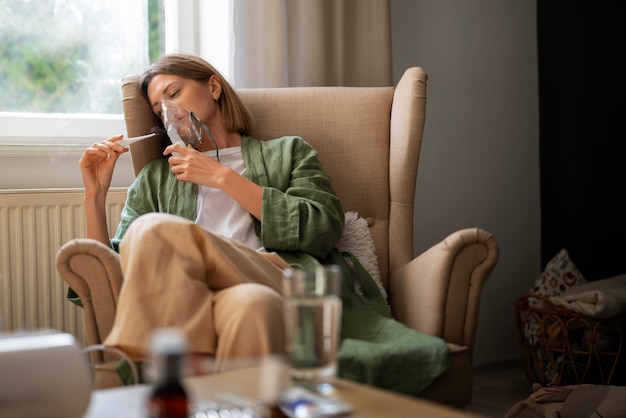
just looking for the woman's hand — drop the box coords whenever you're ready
[164,143,229,188]
[79,134,129,197]
[164,143,263,219]
[79,135,129,244]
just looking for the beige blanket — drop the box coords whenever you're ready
[550,274,626,319]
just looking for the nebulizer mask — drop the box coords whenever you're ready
[160,99,220,161]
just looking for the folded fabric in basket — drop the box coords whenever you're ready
[550,274,626,319]
[505,384,626,418]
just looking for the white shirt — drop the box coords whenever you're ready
[195,147,264,251]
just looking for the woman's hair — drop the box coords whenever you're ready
[139,53,252,136]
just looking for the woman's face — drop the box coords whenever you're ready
[147,73,221,126]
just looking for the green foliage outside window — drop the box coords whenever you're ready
[0,0,91,113]
[0,0,163,114]
[148,0,165,63]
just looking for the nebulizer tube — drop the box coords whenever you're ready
[190,112,220,162]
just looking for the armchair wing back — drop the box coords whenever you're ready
[57,68,499,407]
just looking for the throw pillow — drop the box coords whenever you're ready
[335,211,387,302]
[528,249,586,307]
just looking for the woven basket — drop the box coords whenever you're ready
[514,293,626,387]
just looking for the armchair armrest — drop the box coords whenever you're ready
[389,228,498,361]
[56,238,123,357]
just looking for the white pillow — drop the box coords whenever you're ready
[335,211,387,302]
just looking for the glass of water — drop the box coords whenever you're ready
[282,265,342,394]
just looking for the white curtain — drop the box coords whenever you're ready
[225,0,392,88]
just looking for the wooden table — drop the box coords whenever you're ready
[83,364,486,418]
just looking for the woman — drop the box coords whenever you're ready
[79,53,449,395]
[79,53,345,368]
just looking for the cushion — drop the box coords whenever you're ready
[335,211,386,302]
[528,249,586,307]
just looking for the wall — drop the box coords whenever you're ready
[390,0,540,366]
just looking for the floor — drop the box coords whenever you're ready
[465,361,537,418]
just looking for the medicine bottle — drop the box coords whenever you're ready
[148,328,189,418]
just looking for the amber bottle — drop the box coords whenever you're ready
[147,328,189,418]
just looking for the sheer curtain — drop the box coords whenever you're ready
[202,0,391,88]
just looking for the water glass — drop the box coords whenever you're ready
[282,265,342,394]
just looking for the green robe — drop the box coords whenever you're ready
[71,135,448,395]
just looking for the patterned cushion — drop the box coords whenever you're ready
[528,249,586,307]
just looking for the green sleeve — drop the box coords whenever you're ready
[243,136,344,259]
[110,159,196,251]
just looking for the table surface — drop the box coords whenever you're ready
[83,364,486,418]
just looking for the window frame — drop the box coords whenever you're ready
[0,112,125,158]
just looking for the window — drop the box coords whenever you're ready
[0,0,229,189]
[0,0,165,149]
[0,0,164,115]
[0,0,230,157]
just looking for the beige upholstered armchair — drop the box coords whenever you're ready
[56,68,499,407]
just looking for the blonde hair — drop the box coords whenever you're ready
[139,53,252,136]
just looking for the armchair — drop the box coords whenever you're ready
[56,68,499,407]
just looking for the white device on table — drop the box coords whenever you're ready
[0,330,92,418]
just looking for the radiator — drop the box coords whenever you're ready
[0,188,126,345]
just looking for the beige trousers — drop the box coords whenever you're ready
[103,213,289,368]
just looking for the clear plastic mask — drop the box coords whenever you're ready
[160,99,203,149]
